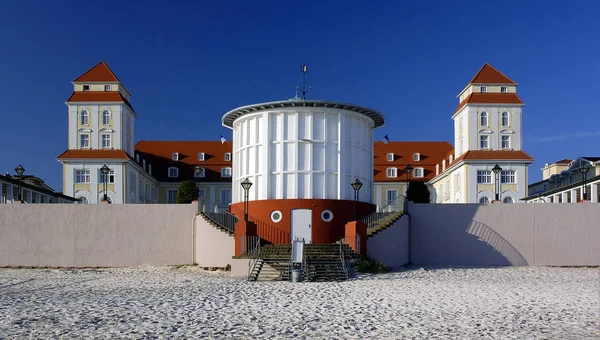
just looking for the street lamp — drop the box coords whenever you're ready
[240,177,253,222]
[14,164,25,203]
[194,165,203,201]
[351,178,363,220]
[492,164,502,202]
[579,160,590,201]
[100,164,110,202]
[404,164,414,198]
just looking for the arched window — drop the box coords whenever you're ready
[503,197,514,204]
[102,110,111,125]
[479,196,490,204]
[501,112,509,126]
[480,111,488,126]
[76,196,88,204]
[80,110,89,125]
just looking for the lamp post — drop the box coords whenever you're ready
[14,164,25,203]
[351,178,363,220]
[240,178,253,222]
[579,160,590,201]
[404,164,414,199]
[492,164,502,202]
[194,165,203,203]
[100,164,110,202]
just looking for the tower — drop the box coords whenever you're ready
[57,61,157,204]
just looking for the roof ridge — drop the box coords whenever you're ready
[468,63,516,85]
[73,61,120,82]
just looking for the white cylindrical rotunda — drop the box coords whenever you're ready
[222,100,385,205]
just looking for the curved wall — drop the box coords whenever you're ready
[231,108,374,204]
[230,199,376,244]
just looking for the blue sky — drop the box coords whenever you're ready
[1,0,599,191]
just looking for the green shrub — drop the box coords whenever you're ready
[176,180,198,203]
[355,257,388,273]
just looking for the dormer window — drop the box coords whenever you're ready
[501,86,507,93]
[172,152,179,161]
[104,84,111,91]
[142,159,146,169]
[83,84,90,91]
[387,153,394,161]
[198,152,205,161]
[386,167,397,178]
[224,152,232,161]
[413,168,424,178]
[480,86,487,92]
[168,167,179,178]
[221,167,232,177]
[413,153,420,162]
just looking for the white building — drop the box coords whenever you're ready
[428,63,534,203]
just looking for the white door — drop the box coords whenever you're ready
[290,209,312,244]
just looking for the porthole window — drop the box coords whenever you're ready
[321,210,333,222]
[270,210,282,223]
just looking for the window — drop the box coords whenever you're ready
[479,197,490,204]
[151,187,155,203]
[83,84,90,91]
[480,135,489,149]
[224,153,232,161]
[198,152,205,161]
[477,170,492,184]
[221,167,232,177]
[455,173,461,188]
[220,189,232,208]
[501,135,510,149]
[194,167,205,178]
[99,169,115,183]
[501,86,507,93]
[101,134,112,148]
[387,153,394,161]
[102,110,111,125]
[386,167,397,178]
[172,152,179,161]
[104,84,111,91]
[80,134,90,148]
[75,170,91,183]
[129,173,135,192]
[480,111,488,126]
[386,189,398,206]
[501,112,509,126]
[503,197,514,204]
[501,170,516,184]
[480,86,487,92]
[198,189,205,199]
[76,196,88,204]
[270,210,283,223]
[413,168,424,178]
[321,210,334,222]
[167,189,177,204]
[168,167,179,178]
[413,153,420,162]
[80,110,89,125]
[149,164,152,176]
[139,179,143,201]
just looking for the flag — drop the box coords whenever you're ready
[220,134,227,144]
[382,134,390,144]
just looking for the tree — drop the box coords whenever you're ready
[176,180,198,203]
[406,181,431,203]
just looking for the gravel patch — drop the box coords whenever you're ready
[0,266,597,339]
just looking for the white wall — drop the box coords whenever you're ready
[409,203,600,266]
[0,203,197,267]
[367,216,409,267]
[231,108,374,204]
[194,215,234,267]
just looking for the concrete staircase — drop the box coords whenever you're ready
[248,244,358,282]
[198,212,235,236]
[366,211,405,237]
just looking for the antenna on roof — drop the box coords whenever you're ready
[296,64,312,100]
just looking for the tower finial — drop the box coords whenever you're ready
[298,64,311,100]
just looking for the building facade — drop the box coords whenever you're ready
[524,157,600,203]
[1,174,76,204]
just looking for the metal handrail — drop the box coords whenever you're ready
[361,195,405,233]
[203,211,237,234]
[339,241,348,280]
[246,235,261,280]
[230,205,290,244]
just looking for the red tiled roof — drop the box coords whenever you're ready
[66,91,135,112]
[57,149,129,160]
[554,159,572,164]
[469,63,516,84]
[453,150,534,163]
[134,141,233,183]
[373,141,454,182]
[73,61,120,82]
[455,93,523,113]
